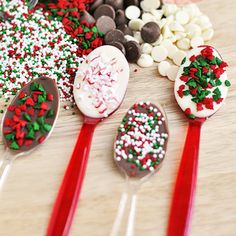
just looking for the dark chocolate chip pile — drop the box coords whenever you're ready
[82,0,162,63]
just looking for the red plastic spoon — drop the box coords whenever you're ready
[167,45,230,236]
[46,45,130,236]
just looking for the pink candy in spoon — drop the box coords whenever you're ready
[46,45,130,236]
[167,45,231,236]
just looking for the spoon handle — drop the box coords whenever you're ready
[167,120,203,236]
[46,121,97,236]
[0,150,16,191]
[111,179,139,236]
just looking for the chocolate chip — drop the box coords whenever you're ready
[80,11,96,25]
[104,29,125,45]
[96,16,116,34]
[109,42,126,55]
[117,24,133,36]
[105,0,124,10]
[90,0,104,12]
[94,4,116,20]
[124,41,141,62]
[124,0,140,8]
[141,22,161,44]
[115,9,127,26]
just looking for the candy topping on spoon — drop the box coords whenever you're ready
[175,46,230,119]
[2,77,59,151]
[114,102,169,178]
[74,45,129,118]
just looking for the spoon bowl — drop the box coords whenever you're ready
[0,77,60,190]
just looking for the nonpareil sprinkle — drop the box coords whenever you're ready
[0,0,83,101]
[114,102,169,178]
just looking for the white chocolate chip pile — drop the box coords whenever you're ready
[125,1,214,81]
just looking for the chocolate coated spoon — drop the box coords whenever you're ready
[111,102,169,236]
[0,77,60,190]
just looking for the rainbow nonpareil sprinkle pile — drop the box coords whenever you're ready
[0,0,83,101]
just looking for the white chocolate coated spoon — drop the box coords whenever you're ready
[167,45,230,236]
[46,45,130,236]
[0,77,60,190]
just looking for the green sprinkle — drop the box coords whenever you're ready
[33,122,40,131]
[38,95,46,104]
[183,90,190,96]
[188,114,195,119]
[30,82,39,91]
[213,87,221,101]
[26,129,35,139]
[186,79,197,88]
[5,133,15,141]
[181,57,186,65]
[43,123,52,132]
[37,116,45,125]
[10,141,20,150]
[24,113,31,122]
[225,80,231,87]
[46,109,54,118]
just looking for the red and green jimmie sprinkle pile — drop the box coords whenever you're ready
[3,81,55,150]
[0,0,83,101]
[40,0,103,56]
[177,46,231,119]
[115,102,168,177]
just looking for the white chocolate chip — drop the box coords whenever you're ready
[166,65,179,81]
[162,25,173,39]
[142,12,157,23]
[202,28,214,41]
[190,36,204,48]
[169,21,185,32]
[173,50,186,66]
[125,5,141,20]
[152,34,163,46]
[128,19,144,31]
[141,43,153,54]
[158,61,171,76]
[151,45,168,62]
[176,38,190,50]
[140,0,161,12]
[137,54,154,67]
[182,4,201,19]
[185,23,202,39]
[124,35,139,43]
[197,15,213,30]
[150,9,163,20]
[159,18,167,29]
[161,40,178,59]
[163,4,178,17]
[167,44,178,59]
[175,32,187,41]
[133,31,144,44]
[166,15,175,24]
[175,10,190,25]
